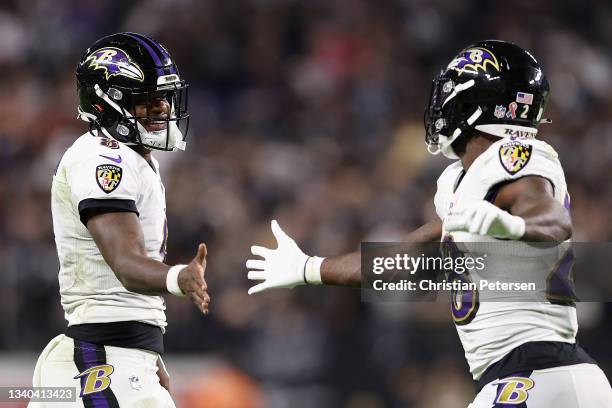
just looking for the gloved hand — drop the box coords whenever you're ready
[444,200,525,240]
[246,220,323,295]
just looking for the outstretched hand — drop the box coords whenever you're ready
[246,220,309,295]
[178,243,210,313]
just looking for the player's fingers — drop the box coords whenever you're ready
[198,294,210,314]
[247,271,267,280]
[445,215,466,232]
[449,204,468,217]
[194,243,207,266]
[480,211,498,235]
[189,270,206,289]
[469,209,487,234]
[196,284,208,300]
[248,282,270,295]
[251,245,273,259]
[185,275,207,298]
[271,220,291,245]
[246,259,266,270]
[202,292,211,313]
[192,292,209,314]
[188,291,206,308]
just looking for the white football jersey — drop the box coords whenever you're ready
[434,137,578,380]
[52,132,168,329]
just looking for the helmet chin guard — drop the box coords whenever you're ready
[137,120,186,151]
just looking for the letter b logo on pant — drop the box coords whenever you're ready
[74,364,114,396]
[495,377,535,404]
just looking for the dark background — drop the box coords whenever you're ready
[1,0,611,406]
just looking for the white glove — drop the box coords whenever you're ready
[246,220,324,295]
[444,200,526,240]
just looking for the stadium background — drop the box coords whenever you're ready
[1,0,611,406]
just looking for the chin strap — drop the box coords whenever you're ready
[77,106,98,122]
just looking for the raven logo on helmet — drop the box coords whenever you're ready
[85,47,145,82]
[447,47,500,76]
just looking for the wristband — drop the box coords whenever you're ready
[304,256,324,285]
[166,264,187,297]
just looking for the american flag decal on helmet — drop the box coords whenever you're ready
[516,92,534,105]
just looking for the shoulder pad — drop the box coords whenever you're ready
[475,138,559,179]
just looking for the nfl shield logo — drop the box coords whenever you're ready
[96,164,122,193]
[494,105,507,119]
[498,142,532,175]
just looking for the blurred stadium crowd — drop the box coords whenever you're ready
[1,0,611,406]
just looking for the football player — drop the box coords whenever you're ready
[246,40,612,407]
[29,33,208,407]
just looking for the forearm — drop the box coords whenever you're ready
[109,253,171,295]
[321,219,443,287]
[87,212,174,295]
[321,253,361,287]
[518,201,572,242]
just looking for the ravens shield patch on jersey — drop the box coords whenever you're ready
[499,142,532,175]
[96,164,122,193]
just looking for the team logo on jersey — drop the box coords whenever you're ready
[448,47,500,76]
[96,164,122,193]
[85,47,144,81]
[100,137,120,149]
[493,376,534,405]
[499,141,532,175]
[74,364,114,396]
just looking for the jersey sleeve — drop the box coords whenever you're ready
[65,149,141,225]
[476,138,565,199]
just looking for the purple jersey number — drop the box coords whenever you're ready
[546,192,577,305]
[442,235,480,325]
[546,247,577,305]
